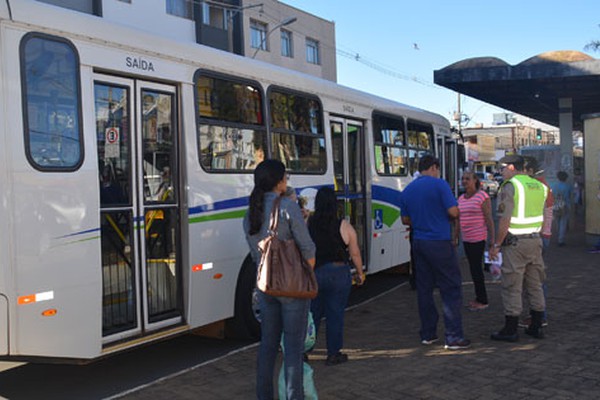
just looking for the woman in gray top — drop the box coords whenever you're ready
[243,159,315,400]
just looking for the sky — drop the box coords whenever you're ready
[281,0,600,128]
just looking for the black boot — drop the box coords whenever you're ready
[491,316,519,342]
[525,310,545,339]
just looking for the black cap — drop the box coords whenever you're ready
[498,154,524,166]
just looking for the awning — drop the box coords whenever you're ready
[434,51,600,130]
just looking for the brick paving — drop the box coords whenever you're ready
[120,224,600,400]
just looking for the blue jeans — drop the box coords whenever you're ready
[257,291,309,400]
[413,239,465,344]
[311,263,352,356]
[556,211,569,244]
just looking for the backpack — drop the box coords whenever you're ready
[553,193,566,217]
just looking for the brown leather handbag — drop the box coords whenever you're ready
[257,197,318,299]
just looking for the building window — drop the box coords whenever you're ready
[202,1,226,29]
[281,29,292,58]
[202,2,210,24]
[250,20,268,50]
[166,0,193,20]
[306,38,319,64]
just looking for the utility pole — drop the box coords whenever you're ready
[457,93,462,135]
[225,2,263,53]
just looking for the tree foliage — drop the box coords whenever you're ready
[585,25,600,52]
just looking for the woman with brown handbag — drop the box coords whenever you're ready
[243,159,316,400]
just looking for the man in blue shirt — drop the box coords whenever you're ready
[550,171,572,246]
[399,155,470,350]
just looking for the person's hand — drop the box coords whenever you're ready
[353,271,366,286]
[489,245,500,260]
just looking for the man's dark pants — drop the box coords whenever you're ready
[413,239,465,344]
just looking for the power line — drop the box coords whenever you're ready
[254,8,437,88]
[199,3,437,89]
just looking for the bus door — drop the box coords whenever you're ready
[94,75,182,342]
[438,135,459,196]
[330,117,368,270]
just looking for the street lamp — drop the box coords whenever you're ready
[251,17,297,59]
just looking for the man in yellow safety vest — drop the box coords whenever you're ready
[489,154,548,341]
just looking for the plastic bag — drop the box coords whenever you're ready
[278,312,318,399]
[484,251,502,281]
[278,361,318,400]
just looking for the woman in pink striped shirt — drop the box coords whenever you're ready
[458,171,495,311]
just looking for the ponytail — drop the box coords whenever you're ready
[248,186,266,235]
[247,159,286,235]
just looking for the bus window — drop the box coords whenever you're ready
[407,120,434,175]
[21,33,83,171]
[372,113,407,176]
[195,72,267,171]
[269,89,326,173]
[95,83,131,206]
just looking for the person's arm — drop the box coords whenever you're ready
[341,219,365,285]
[489,183,514,260]
[481,197,495,248]
[285,199,316,268]
[490,216,509,260]
[447,205,459,220]
[447,205,459,246]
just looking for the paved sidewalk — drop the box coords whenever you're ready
[121,227,600,399]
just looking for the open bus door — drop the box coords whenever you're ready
[330,117,368,272]
[438,134,460,197]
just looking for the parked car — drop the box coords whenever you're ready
[476,172,499,196]
[493,172,503,185]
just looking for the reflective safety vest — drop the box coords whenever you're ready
[505,174,548,235]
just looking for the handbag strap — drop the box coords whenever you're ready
[268,196,282,236]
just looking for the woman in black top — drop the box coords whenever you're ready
[308,187,365,365]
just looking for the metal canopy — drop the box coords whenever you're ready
[433,51,600,130]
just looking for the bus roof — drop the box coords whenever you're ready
[8,0,449,128]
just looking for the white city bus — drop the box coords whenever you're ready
[0,0,458,361]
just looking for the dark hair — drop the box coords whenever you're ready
[418,155,440,173]
[308,187,339,240]
[557,171,568,182]
[463,171,481,190]
[248,159,286,235]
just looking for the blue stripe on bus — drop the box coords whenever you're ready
[55,227,101,239]
[189,197,249,215]
[56,185,400,239]
[371,185,402,207]
[187,184,332,216]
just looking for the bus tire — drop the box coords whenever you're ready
[226,255,261,340]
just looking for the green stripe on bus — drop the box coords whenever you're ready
[372,203,401,227]
[54,235,101,248]
[190,209,246,224]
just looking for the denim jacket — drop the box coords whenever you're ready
[243,191,315,266]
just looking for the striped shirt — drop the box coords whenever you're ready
[458,190,489,243]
